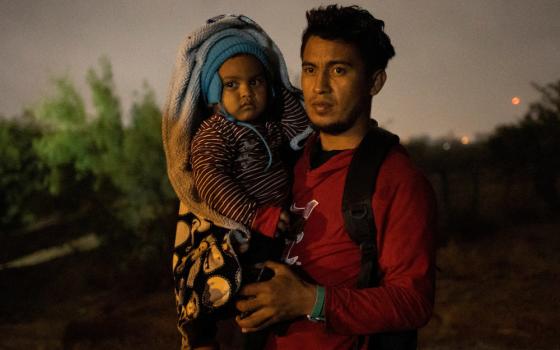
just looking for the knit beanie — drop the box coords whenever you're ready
[200,34,272,105]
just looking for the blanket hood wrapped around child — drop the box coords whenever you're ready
[162,14,310,238]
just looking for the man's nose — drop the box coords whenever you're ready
[313,70,331,94]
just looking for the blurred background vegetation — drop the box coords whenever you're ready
[407,78,560,239]
[1,59,178,314]
[0,59,558,349]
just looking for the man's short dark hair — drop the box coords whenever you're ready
[301,4,395,73]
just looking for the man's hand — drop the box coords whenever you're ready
[235,261,317,332]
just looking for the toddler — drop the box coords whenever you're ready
[183,32,310,348]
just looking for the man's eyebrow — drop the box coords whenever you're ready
[328,60,353,67]
[301,60,353,67]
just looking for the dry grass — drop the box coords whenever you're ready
[1,221,558,349]
[419,220,560,349]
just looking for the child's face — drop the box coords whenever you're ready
[218,54,268,123]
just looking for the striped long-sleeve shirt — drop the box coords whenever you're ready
[190,89,309,228]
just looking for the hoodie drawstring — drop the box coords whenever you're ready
[218,104,273,171]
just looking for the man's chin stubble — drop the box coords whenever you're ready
[310,109,363,135]
[312,121,353,135]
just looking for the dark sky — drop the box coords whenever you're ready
[2,0,559,140]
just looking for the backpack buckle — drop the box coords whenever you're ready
[349,204,369,219]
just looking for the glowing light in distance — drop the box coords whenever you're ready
[461,136,470,145]
[511,97,521,105]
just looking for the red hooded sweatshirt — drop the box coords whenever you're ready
[266,136,437,350]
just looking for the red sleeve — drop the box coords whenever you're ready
[324,150,437,334]
[251,206,283,238]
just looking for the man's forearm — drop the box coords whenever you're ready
[323,275,434,334]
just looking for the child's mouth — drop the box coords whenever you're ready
[240,103,255,110]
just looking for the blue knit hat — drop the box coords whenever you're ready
[201,34,272,105]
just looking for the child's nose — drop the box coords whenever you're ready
[239,83,253,98]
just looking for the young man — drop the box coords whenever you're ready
[235,5,437,349]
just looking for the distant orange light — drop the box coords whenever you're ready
[511,97,521,105]
[461,136,470,145]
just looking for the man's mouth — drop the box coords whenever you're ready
[311,101,333,115]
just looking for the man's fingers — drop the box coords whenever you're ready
[235,296,261,314]
[236,307,274,331]
[237,280,265,297]
[263,260,288,275]
[240,318,276,333]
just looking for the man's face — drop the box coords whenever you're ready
[301,36,373,135]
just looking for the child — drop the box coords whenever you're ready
[165,21,311,349]
[192,35,307,247]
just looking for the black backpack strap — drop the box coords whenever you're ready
[342,126,418,350]
[342,126,399,288]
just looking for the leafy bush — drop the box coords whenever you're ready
[1,58,177,287]
[0,115,47,231]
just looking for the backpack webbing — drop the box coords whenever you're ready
[341,125,418,350]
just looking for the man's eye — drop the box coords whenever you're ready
[224,81,236,88]
[333,66,346,75]
[303,67,315,74]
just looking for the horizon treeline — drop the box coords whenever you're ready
[1,59,559,281]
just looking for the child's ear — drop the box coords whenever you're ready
[211,103,220,114]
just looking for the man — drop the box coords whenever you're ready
[235,5,437,349]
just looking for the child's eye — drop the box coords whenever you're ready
[223,81,237,89]
[249,77,264,86]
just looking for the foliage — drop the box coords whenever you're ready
[488,80,560,211]
[0,115,47,231]
[32,78,92,194]
[32,58,125,195]
[404,80,560,239]
[86,57,124,184]
[29,58,176,233]
[112,85,176,232]
[0,58,177,284]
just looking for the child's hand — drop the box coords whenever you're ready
[287,212,305,240]
[275,211,306,241]
[276,210,291,237]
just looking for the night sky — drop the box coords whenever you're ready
[2,0,559,140]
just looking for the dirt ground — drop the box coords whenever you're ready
[419,220,560,349]
[1,220,558,350]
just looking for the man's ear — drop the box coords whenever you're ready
[370,70,387,96]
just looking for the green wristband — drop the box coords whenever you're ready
[307,285,326,322]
